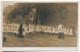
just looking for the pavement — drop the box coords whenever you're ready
[3,33,77,47]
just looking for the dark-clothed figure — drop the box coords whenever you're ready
[18,24,24,38]
[3,37,6,42]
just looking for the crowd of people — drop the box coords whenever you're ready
[3,23,74,36]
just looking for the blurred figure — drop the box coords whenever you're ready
[70,25,75,36]
[3,37,6,42]
[58,24,64,39]
[18,24,24,38]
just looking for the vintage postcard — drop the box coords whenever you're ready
[2,1,78,51]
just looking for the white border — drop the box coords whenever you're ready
[78,1,80,51]
[0,0,2,52]
[1,0,79,2]
[2,47,78,51]
[0,0,79,51]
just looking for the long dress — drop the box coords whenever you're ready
[58,24,64,39]
[69,25,75,36]
[18,24,24,38]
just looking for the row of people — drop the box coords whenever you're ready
[3,24,73,35]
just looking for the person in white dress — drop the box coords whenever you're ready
[58,24,64,39]
[69,25,75,36]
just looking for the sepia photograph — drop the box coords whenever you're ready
[2,1,78,47]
